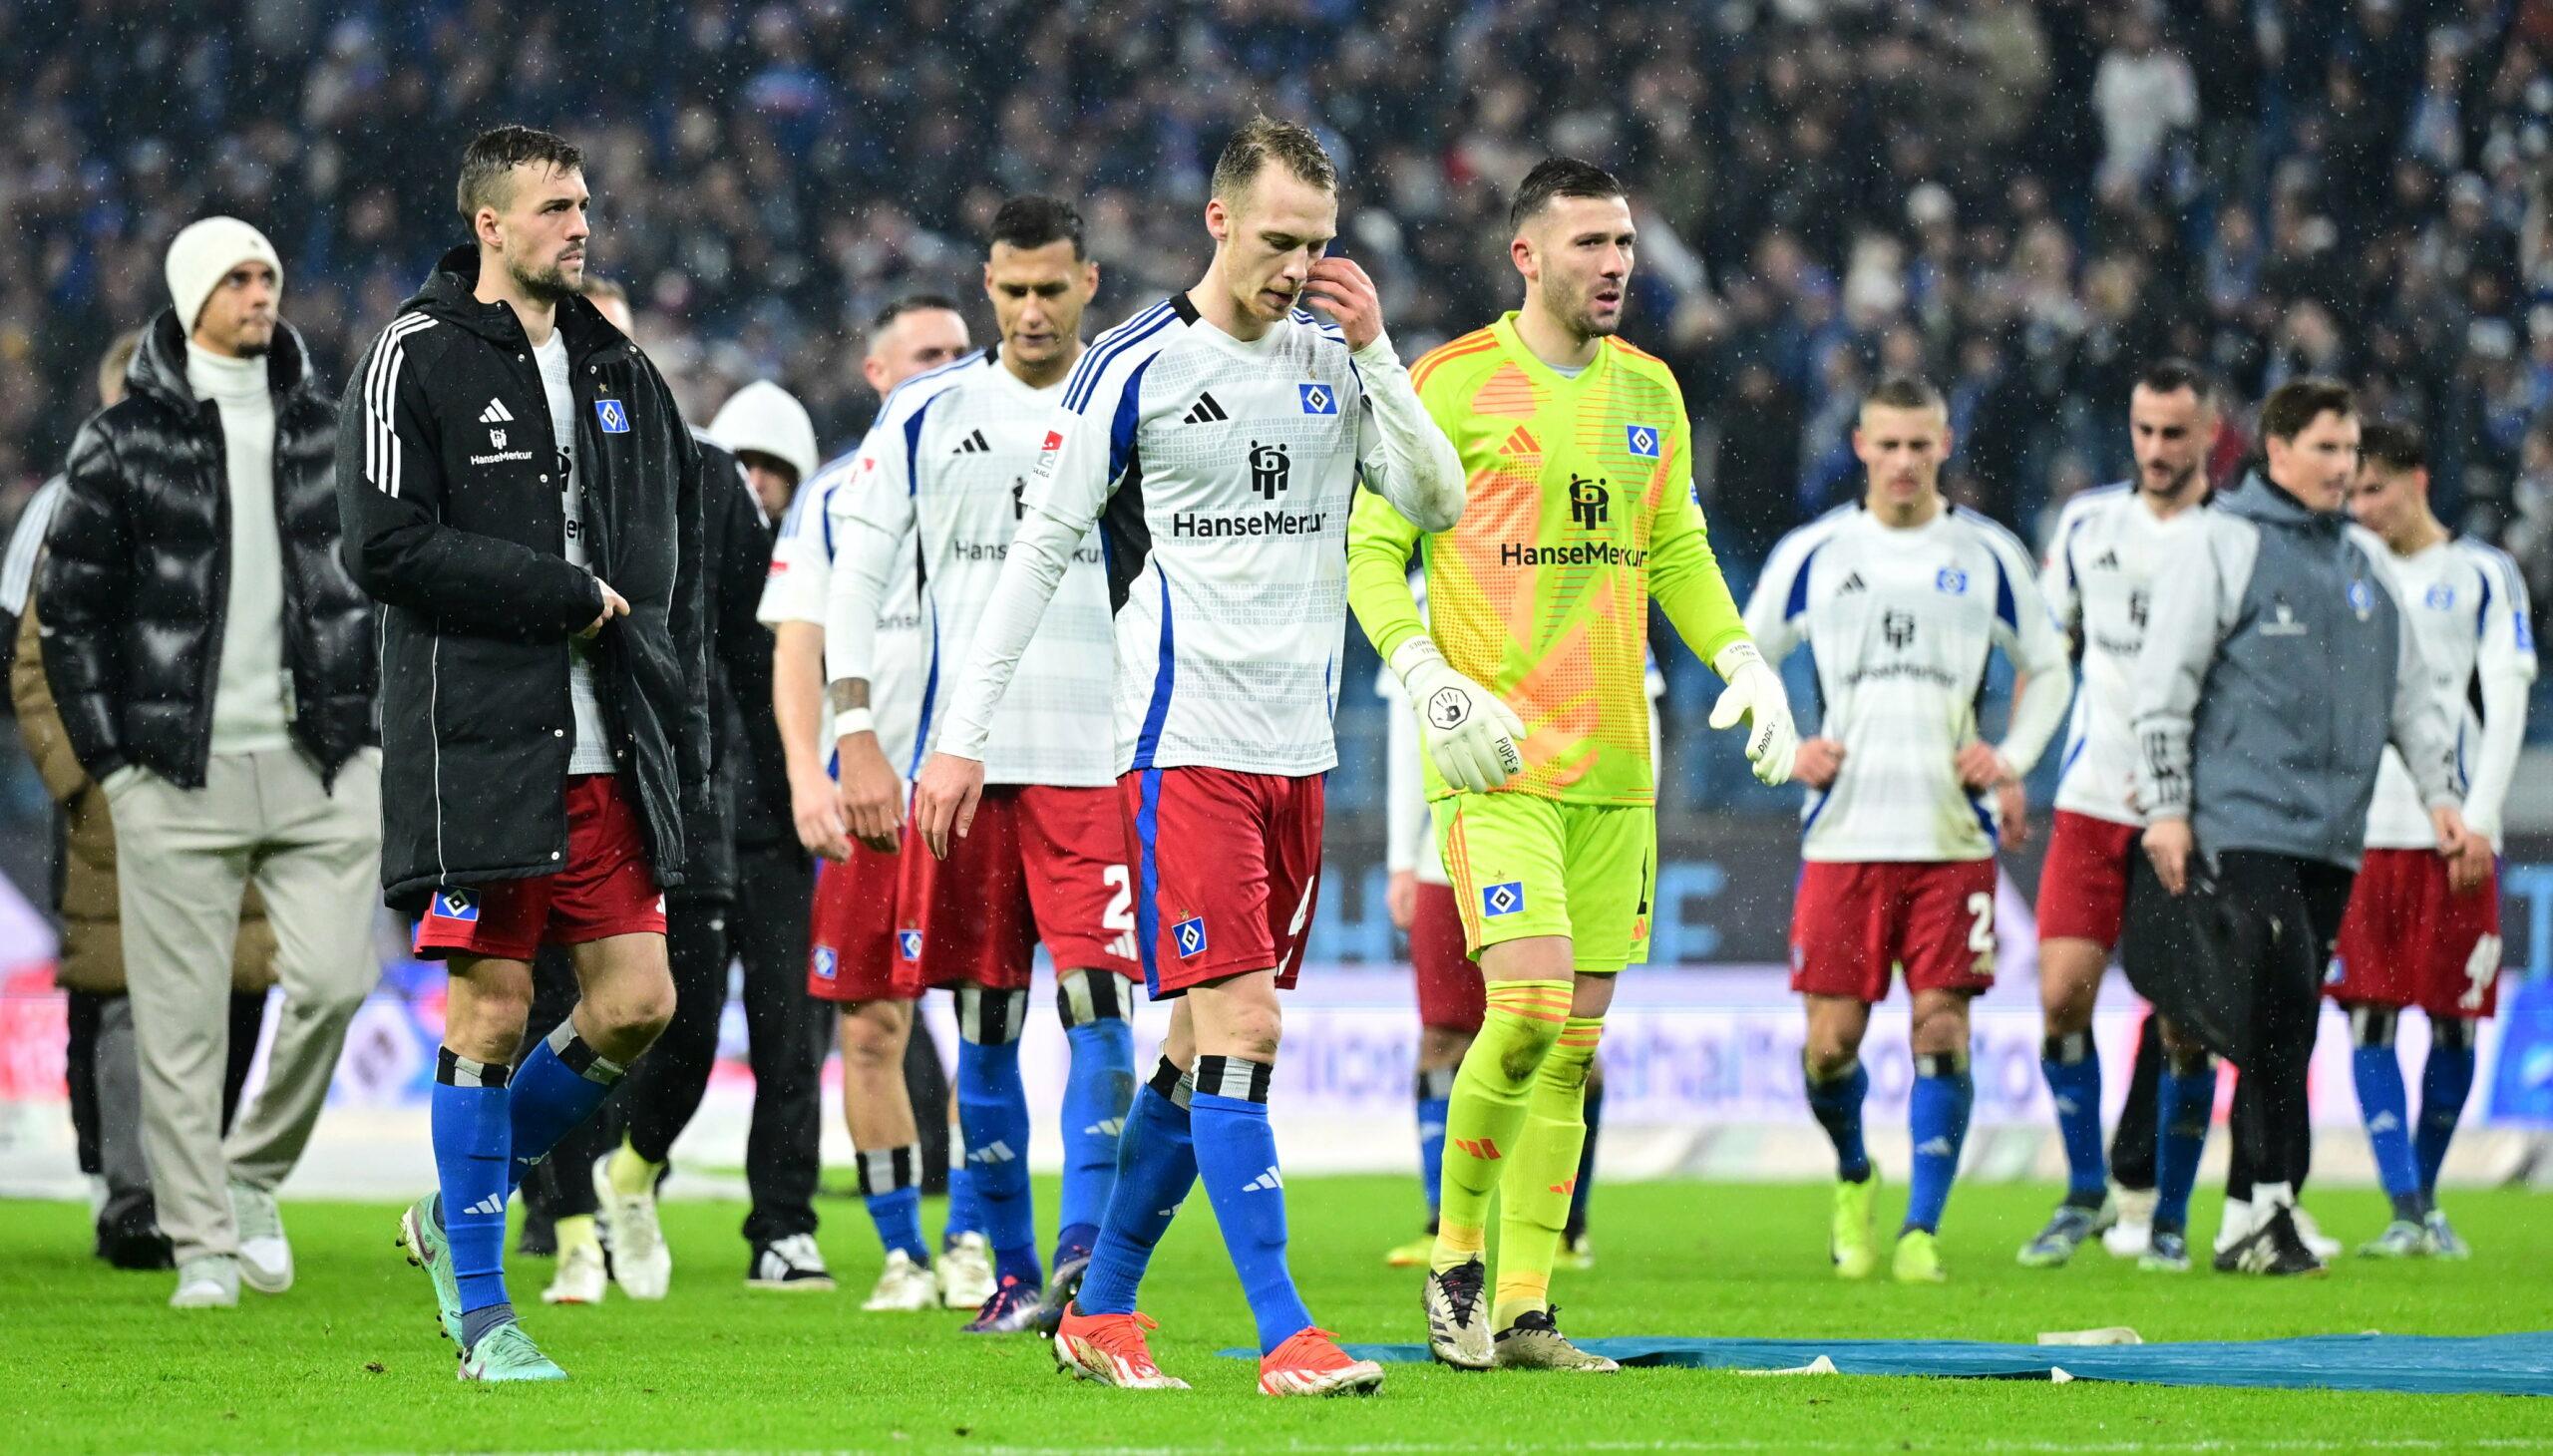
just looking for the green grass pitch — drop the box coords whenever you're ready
[4,1178,2547,1453]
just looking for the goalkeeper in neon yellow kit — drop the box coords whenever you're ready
[1347,158,1798,1371]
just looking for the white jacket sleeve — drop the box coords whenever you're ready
[2132,514,2253,819]
[823,429,916,696]
[2463,547,2538,844]
[1989,531,2073,777]
[1352,334,1465,534]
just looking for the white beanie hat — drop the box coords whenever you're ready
[708,380,819,486]
[165,216,284,332]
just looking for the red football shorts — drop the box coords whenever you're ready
[1120,766,1322,997]
[414,775,665,961]
[1790,859,2000,1002]
[2035,810,2144,949]
[807,835,909,1003]
[2328,848,2504,1019]
[1410,882,1484,1033]
[892,783,1138,996]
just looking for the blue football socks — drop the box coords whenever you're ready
[507,1019,626,1194]
[2349,1006,2424,1219]
[1903,1052,1973,1235]
[2154,1054,2214,1233]
[431,1048,513,1316]
[2416,1024,2479,1197]
[855,1145,929,1266]
[1077,1060,1197,1316]
[955,989,1040,1290]
[2041,1030,2107,1206]
[1415,1065,1455,1219]
[1189,1055,1313,1355]
[1055,972,1137,1262]
[1804,1057,1872,1183]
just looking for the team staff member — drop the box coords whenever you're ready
[2130,378,2465,1277]
[337,125,710,1380]
[43,218,383,1311]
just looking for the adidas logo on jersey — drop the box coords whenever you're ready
[2092,548,2120,569]
[1182,392,1229,424]
[460,1193,508,1217]
[967,1140,1018,1166]
[478,398,515,424]
[1242,1167,1284,1193]
[953,428,991,454]
[1500,425,1541,456]
[1838,571,1866,593]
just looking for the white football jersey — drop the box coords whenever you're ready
[1746,504,2067,863]
[2041,485,2207,826]
[2360,534,2536,850]
[756,416,930,776]
[979,296,1379,776]
[829,351,1116,786]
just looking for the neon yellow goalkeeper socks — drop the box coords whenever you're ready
[1432,979,1572,1274]
[606,1140,661,1197]
[1493,1014,1602,1326]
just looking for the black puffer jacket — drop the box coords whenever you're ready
[40,310,376,788]
[337,246,709,912]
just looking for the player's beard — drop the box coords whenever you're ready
[510,250,581,306]
[2142,461,2200,501]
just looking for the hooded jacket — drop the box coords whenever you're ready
[681,428,787,898]
[39,310,376,789]
[2131,473,2460,869]
[336,246,709,912]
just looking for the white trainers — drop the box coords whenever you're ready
[542,1239,608,1304]
[2291,1205,2343,1260]
[170,1255,239,1308]
[749,1233,837,1291]
[228,1182,292,1294]
[2101,1186,2157,1258]
[2214,1198,2255,1258]
[939,1231,995,1309]
[864,1248,938,1310]
[590,1154,672,1300]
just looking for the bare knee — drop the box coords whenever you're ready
[1419,1025,1474,1070]
[1221,1002,1282,1062]
[838,1002,909,1073]
[1910,991,1972,1058]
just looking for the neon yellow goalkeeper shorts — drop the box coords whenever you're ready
[1434,791,1655,974]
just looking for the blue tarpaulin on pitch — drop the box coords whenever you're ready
[1220,1331,2553,1395]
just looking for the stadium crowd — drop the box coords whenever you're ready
[3,1,2552,584]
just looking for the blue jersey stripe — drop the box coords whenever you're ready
[1065,303,1177,414]
[1132,571,1177,769]
[1134,768,1166,996]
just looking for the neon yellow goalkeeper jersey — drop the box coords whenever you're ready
[1347,312,1748,806]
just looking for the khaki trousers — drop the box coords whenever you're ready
[111,748,382,1265]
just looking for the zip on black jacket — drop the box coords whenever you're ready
[336,245,709,912]
[42,310,376,789]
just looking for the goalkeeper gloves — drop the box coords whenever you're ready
[1709,639,1798,786]
[1389,636,1527,794]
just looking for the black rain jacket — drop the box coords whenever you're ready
[336,246,708,912]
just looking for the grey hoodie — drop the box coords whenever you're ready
[2131,474,2459,869]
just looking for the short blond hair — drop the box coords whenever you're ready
[1210,115,1335,203]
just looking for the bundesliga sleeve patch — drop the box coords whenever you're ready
[594,399,631,434]
[427,888,480,922]
[1298,382,1336,415]
[1482,882,1525,916]
[1625,423,1659,459]
[1173,915,1209,958]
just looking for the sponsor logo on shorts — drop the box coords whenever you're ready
[897,928,922,960]
[1482,882,1524,916]
[1172,915,1208,958]
[428,889,480,922]
[812,946,838,981]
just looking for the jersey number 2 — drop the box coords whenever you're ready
[1966,892,1995,953]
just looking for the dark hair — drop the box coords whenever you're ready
[1861,373,1946,415]
[457,126,584,222]
[989,195,1085,257]
[2360,418,2427,473]
[871,294,964,334]
[2134,357,2214,407]
[1210,114,1336,202]
[2259,378,2355,442]
[1510,158,1627,232]
[580,274,628,304]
